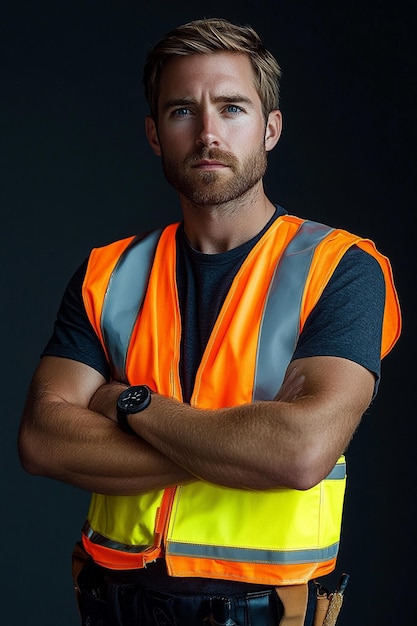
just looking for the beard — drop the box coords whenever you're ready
[161,144,268,206]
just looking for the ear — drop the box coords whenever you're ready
[264,110,282,152]
[145,116,161,156]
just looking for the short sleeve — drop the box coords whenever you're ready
[293,246,385,388]
[41,259,111,380]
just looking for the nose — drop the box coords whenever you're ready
[196,111,220,148]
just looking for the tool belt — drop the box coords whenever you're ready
[276,576,349,626]
[72,542,347,626]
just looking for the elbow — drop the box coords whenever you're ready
[288,469,322,492]
[278,446,334,491]
[18,443,41,477]
[19,447,46,477]
[19,454,42,477]
[17,426,50,477]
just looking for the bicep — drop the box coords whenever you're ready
[42,259,111,380]
[289,355,375,444]
[273,355,375,487]
[294,248,385,385]
[19,357,107,474]
[26,356,106,411]
[292,355,375,404]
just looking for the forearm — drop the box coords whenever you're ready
[18,393,193,495]
[84,381,284,491]
[128,358,374,491]
[88,381,298,490]
[129,394,313,490]
[19,355,373,494]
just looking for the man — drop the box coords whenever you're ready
[18,17,401,626]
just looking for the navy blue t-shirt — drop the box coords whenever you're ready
[42,207,386,399]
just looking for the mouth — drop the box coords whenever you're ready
[193,159,229,170]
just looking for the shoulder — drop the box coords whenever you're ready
[336,245,385,280]
[319,245,386,311]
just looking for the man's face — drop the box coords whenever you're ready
[146,52,279,206]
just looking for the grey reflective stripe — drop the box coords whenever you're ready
[83,521,151,553]
[253,220,334,401]
[326,462,346,480]
[83,518,339,564]
[166,541,339,565]
[101,219,333,393]
[101,228,163,381]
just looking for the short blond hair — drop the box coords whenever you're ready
[143,18,282,121]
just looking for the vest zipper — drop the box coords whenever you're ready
[154,485,177,555]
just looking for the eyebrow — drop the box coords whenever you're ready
[162,95,255,111]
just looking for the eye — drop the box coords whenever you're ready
[225,104,243,115]
[173,107,191,117]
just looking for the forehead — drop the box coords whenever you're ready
[158,51,260,105]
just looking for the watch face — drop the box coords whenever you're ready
[118,385,151,413]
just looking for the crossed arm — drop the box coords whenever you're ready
[18,354,374,495]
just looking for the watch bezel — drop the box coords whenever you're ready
[116,385,152,434]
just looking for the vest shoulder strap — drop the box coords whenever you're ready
[254,220,333,400]
[101,219,334,391]
[101,228,163,381]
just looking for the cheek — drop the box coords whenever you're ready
[229,117,266,143]
[235,129,266,154]
[158,126,193,155]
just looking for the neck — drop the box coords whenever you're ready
[181,185,276,254]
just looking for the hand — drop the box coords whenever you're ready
[88,381,127,422]
[274,367,305,403]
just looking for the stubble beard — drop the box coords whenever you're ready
[161,145,268,207]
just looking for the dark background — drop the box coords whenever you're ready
[2,1,415,624]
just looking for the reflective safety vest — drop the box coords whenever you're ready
[81,215,401,585]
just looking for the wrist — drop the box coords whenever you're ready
[116,385,153,435]
[89,381,127,421]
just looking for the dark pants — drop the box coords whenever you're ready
[76,556,316,626]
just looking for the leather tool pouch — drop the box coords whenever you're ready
[312,592,330,626]
[312,577,348,626]
[276,577,348,626]
[71,541,92,612]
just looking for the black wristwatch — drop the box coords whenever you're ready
[116,385,152,435]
